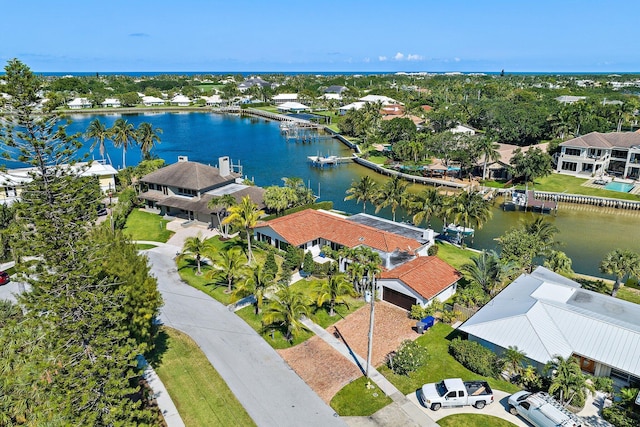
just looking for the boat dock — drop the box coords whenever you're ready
[307,155,353,168]
[505,189,558,213]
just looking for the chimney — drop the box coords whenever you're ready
[219,156,230,177]
[423,228,435,244]
[178,155,188,162]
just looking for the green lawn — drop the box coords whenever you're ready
[330,376,392,416]
[124,209,174,242]
[438,414,517,427]
[378,323,520,395]
[521,174,640,201]
[618,287,640,304]
[150,327,255,427]
[235,305,314,349]
[435,241,477,270]
[136,243,159,250]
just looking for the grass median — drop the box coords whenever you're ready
[149,327,255,427]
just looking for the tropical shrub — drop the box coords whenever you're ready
[410,304,427,320]
[387,340,428,376]
[590,376,614,395]
[263,251,279,279]
[427,244,439,256]
[302,251,315,275]
[602,406,640,427]
[283,245,303,271]
[449,338,501,377]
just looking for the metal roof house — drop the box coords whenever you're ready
[460,267,640,384]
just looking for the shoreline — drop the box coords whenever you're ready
[57,105,213,116]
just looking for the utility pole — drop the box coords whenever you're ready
[365,271,375,388]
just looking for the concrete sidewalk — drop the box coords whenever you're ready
[301,318,439,427]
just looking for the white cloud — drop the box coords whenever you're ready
[454,57,461,62]
[407,54,423,61]
[363,57,370,63]
[378,56,388,61]
[394,52,405,60]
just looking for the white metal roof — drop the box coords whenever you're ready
[460,267,640,377]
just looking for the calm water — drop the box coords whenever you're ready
[8,112,640,278]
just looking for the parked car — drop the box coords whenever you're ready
[508,391,588,427]
[0,271,10,286]
[420,378,493,410]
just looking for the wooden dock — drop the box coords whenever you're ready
[307,155,353,167]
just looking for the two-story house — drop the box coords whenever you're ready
[138,156,265,226]
[556,131,640,179]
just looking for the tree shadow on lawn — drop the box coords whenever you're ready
[145,327,170,368]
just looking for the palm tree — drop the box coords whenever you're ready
[136,122,162,160]
[476,137,501,180]
[461,250,515,296]
[444,190,492,246]
[208,247,247,293]
[524,216,559,256]
[600,249,640,297]
[314,273,355,316]
[207,194,236,237]
[344,175,378,213]
[222,195,264,264]
[546,355,595,407]
[109,118,137,168]
[544,250,574,276]
[263,284,311,342]
[375,174,409,222]
[232,263,275,314]
[176,233,211,275]
[502,346,527,378]
[407,187,442,227]
[85,119,110,160]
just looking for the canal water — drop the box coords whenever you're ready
[23,112,640,277]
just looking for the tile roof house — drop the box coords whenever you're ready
[139,156,265,226]
[460,266,640,383]
[556,131,640,179]
[378,256,461,310]
[254,209,453,310]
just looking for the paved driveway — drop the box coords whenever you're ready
[406,389,529,426]
[146,244,345,427]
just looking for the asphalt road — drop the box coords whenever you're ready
[146,244,346,427]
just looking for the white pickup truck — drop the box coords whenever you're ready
[420,378,494,411]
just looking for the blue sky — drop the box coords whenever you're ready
[2,0,639,73]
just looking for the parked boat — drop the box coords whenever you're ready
[444,224,474,236]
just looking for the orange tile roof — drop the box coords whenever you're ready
[256,209,421,253]
[380,256,461,299]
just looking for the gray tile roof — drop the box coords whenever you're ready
[560,131,640,149]
[140,161,240,191]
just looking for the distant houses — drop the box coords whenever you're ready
[67,97,92,109]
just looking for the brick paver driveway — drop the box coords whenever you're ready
[278,302,417,404]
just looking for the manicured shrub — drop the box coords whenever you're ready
[387,340,428,376]
[427,244,439,256]
[449,337,501,377]
[302,251,315,275]
[263,251,279,279]
[283,245,303,271]
[410,304,427,320]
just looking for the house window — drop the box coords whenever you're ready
[176,188,196,197]
[564,148,581,157]
[611,149,628,159]
[561,161,577,172]
[162,186,168,195]
[4,187,17,197]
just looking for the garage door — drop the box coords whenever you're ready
[382,287,415,311]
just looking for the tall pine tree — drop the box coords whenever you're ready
[0,59,161,425]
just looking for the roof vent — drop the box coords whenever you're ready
[178,156,188,162]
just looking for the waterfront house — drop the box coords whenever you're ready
[170,95,191,106]
[254,209,451,310]
[459,266,640,384]
[271,93,299,105]
[556,131,640,179]
[476,142,548,180]
[276,101,310,113]
[555,95,587,104]
[67,97,92,109]
[138,156,265,226]
[202,95,224,106]
[0,160,117,206]
[338,101,365,115]
[142,96,165,106]
[378,256,461,310]
[237,77,275,92]
[359,94,400,105]
[101,98,121,108]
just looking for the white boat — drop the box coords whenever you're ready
[445,224,474,236]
